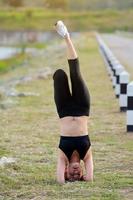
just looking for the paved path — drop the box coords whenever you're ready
[101,33,133,79]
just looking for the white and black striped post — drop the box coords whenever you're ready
[99,48,110,73]
[111,60,120,88]
[119,71,130,112]
[127,82,133,132]
[106,53,116,79]
[99,44,113,76]
[115,65,124,98]
[107,56,115,77]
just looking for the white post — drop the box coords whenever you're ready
[119,71,130,111]
[115,65,124,98]
[97,37,111,74]
[111,60,120,88]
[99,47,110,73]
[106,53,116,79]
[127,82,133,132]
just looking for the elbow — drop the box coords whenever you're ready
[57,176,65,184]
[83,175,93,182]
[86,176,93,182]
[57,179,65,184]
[86,177,93,182]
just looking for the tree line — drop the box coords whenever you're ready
[0,0,133,10]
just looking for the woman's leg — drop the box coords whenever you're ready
[54,21,90,110]
[55,20,77,60]
[53,69,71,115]
[64,34,78,60]
[64,35,90,109]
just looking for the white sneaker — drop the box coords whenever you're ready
[55,20,69,38]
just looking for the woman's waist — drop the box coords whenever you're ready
[60,132,88,137]
[60,115,88,123]
[59,116,88,136]
[60,125,88,136]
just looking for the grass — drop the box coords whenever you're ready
[0,33,133,200]
[0,42,47,74]
[0,8,133,32]
[0,53,27,74]
[19,42,48,49]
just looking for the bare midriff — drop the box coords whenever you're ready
[59,116,88,136]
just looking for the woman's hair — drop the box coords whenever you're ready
[65,162,83,182]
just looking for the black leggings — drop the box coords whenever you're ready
[53,58,90,118]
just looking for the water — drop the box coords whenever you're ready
[0,47,21,60]
[0,31,80,60]
[0,31,56,60]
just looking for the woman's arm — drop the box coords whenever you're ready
[57,151,66,184]
[83,148,94,181]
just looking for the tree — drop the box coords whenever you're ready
[7,0,23,7]
[45,0,68,10]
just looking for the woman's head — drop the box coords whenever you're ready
[65,162,83,182]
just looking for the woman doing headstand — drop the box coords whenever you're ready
[53,21,93,184]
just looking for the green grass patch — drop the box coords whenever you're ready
[0,147,10,156]
[24,42,47,49]
[0,53,26,74]
[0,42,47,74]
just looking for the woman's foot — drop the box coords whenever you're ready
[55,20,69,38]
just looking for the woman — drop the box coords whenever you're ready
[53,21,93,184]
